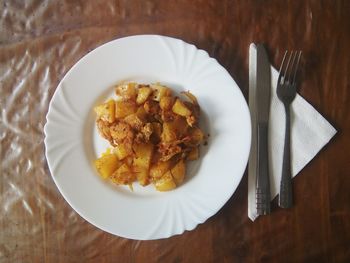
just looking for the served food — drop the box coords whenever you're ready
[94,82,206,191]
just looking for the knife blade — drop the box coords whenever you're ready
[255,44,271,215]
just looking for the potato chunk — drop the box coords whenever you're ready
[159,96,174,110]
[114,144,131,160]
[94,154,119,179]
[172,99,191,117]
[171,159,185,185]
[149,161,172,180]
[187,147,199,161]
[151,84,171,101]
[111,163,135,185]
[133,143,154,169]
[134,167,150,186]
[161,122,177,142]
[154,171,176,191]
[136,86,152,104]
[189,127,204,146]
[94,100,115,123]
[116,83,137,101]
[172,115,188,137]
[115,100,136,119]
[132,143,153,186]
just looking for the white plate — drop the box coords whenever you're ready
[44,35,251,240]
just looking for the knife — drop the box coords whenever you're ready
[255,44,271,215]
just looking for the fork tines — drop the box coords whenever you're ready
[278,51,302,85]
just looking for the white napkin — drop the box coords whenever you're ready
[248,43,337,221]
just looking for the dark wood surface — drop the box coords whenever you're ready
[1,1,349,262]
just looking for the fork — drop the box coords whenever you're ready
[277,50,302,208]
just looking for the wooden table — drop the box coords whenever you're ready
[1,1,349,262]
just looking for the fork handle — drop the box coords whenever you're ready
[256,122,271,215]
[279,105,293,208]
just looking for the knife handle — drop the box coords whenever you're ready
[256,123,271,215]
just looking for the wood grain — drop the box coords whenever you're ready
[0,0,349,262]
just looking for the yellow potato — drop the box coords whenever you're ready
[161,122,177,142]
[115,83,137,101]
[133,167,150,186]
[187,147,199,161]
[151,84,171,101]
[94,100,115,123]
[171,159,185,185]
[94,154,119,179]
[136,105,148,120]
[159,96,174,110]
[136,86,152,104]
[189,127,204,145]
[154,171,176,191]
[172,116,188,137]
[133,143,154,169]
[101,147,112,156]
[111,163,135,185]
[115,100,136,118]
[114,144,130,160]
[172,99,191,117]
[94,104,106,117]
[160,117,187,142]
[149,161,172,179]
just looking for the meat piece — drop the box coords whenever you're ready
[184,101,199,127]
[134,132,145,144]
[134,123,154,144]
[96,118,135,147]
[110,122,133,142]
[158,142,182,161]
[96,118,113,144]
[186,115,196,127]
[141,123,153,141]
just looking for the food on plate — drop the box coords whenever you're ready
[94,82,206,191]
